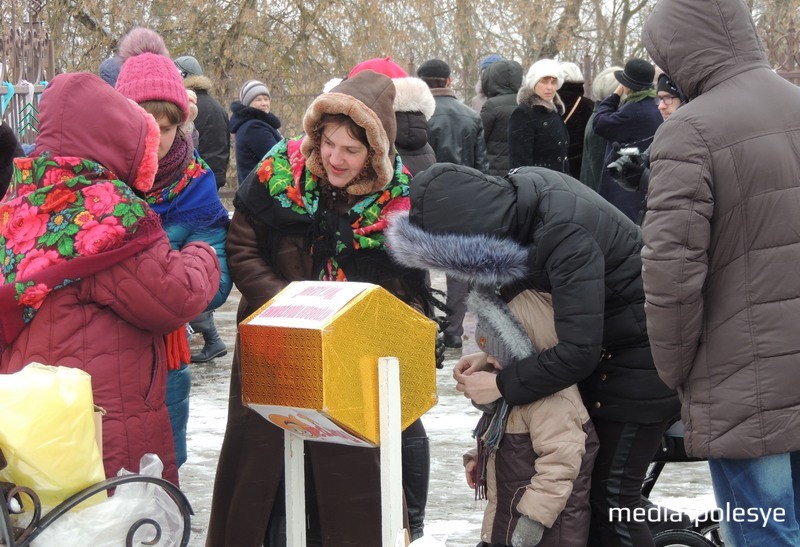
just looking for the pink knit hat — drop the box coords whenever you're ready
[115,28,189,122]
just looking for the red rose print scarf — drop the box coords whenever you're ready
[0,154,163,348]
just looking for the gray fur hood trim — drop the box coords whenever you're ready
[516,86,565,114]
[386,212,529,286]
[467,289,534,361]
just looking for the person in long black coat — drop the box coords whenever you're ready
[508,59,569,173]
[387,163,679,547]
[558,62,595,179]
[480,59,523,176]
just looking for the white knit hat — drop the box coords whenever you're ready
[240,80,270,106]
[523,59,564,90]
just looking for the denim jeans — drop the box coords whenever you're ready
[708,451,800,547]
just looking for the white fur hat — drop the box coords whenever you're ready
[391,77,436,120]
[523,59,563,90]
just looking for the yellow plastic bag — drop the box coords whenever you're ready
[0,363,106,509]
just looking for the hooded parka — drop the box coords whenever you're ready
[388,163,678,423]
[480,60,524,176]
[393,77,437,176]
[641,0,800,459]
[0,73,220,485]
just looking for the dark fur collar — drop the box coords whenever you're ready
[516,86,565,114]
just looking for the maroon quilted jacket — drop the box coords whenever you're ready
[0,237,219,484]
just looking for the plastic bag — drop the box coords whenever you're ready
[32,454,185,546]
[0,363,105,509]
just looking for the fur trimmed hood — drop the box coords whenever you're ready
[392,77,436,120]
[517,86,565,114]
[301,70,396,196]
[386,211,529,286]
[468,288,534,363]
[183,74,213,92]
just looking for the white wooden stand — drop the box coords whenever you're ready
[284,356,404,546]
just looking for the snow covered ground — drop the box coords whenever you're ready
[179,279,716,546]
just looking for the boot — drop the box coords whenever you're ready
[402,436,430,541]
[189,311,227,363]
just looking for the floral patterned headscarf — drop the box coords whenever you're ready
[0,154,163,347]
[237,137,410,281]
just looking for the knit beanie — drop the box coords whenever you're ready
[657,73,685,102]
[240,80,270,107]
[479,54,504,72]
[523,59,563,90]
[469,289,535,368]
[348,57,408,79]
[115,27,190,122]
[98,55,123,87]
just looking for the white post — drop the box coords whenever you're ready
[285,430,306,546]
[379,356,404,547]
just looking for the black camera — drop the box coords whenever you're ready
[607,146,651,193]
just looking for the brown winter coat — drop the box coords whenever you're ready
[207,71,427,546]
[642,0,800,459]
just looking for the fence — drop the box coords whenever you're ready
[1,0,55,145]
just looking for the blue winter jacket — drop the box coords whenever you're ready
[229,101,282,185]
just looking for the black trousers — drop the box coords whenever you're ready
[587,418,671,547]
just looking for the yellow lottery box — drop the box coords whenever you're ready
[239,281,438,446]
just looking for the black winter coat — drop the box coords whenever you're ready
[185,75,231,189]
[593,94,662,222]
[395,110,436,176]
[480,60,523,176]
[557,82,594,179]
[388,164,678,423]
[229,101,282,185]
[578,106,608,191]
[508,89,569,173]
[428,89,489,172]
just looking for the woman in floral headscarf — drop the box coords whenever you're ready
[0,72,220,485]
[206,70,431,546]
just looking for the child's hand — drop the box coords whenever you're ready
[464,459,477,489]
[453,352,490,383]
[456,371,502,405]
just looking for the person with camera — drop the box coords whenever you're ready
[593,58,662,223]
[608,74,685,224]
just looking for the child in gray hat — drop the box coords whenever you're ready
[463,287,598,547]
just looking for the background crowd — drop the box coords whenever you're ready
[1,0,799,546]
